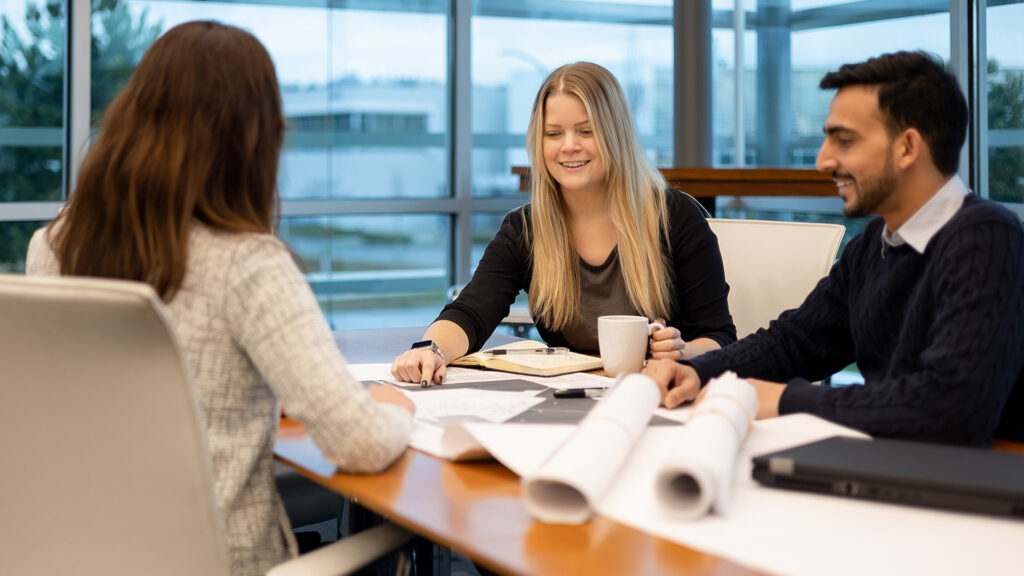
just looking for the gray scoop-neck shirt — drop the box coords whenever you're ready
[560,247,641,353]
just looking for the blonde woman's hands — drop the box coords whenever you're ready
[391,347,447,387]
[648,317,686,361]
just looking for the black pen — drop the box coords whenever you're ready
[553,387,607,399]
[486,347,569,356]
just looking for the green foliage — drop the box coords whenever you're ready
[1,2,65,203]
[90,0,163,120]
[0,0,162,266]
[0,221,45,273]
[988,59,1024,203]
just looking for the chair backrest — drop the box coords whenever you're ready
[708,219,845,339]
[0,274,230,576]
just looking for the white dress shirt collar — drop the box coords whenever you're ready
[881,176,969,256]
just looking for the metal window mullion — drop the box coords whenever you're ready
[65,0,91,199]
[734,0,746,167]
[0,202,67,221]
[674,0,712,168]
[675,0,713,213]
[973,1,988,198]
[449,0,473,286]
[950,0,987,197]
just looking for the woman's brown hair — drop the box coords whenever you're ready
[50,20,285,300]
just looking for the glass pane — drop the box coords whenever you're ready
[278,214,449,329]
[712,0,950,250]
[100,2,451,327]
[471,1,673,198]
[986,1,1024,204]
[0,220,47,273]
[90,1,162,119]
[470,212,505,271]
[113,2,447,201]
[1,1,65,203]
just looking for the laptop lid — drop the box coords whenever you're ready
[751,436,1024,519]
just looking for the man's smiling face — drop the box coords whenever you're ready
[816,85,901,219]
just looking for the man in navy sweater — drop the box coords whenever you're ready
[644,51,1024,447]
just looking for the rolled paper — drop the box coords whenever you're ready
[522,373,660,524]
[655,371,758,519]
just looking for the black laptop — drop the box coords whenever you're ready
[751,436,1024,519]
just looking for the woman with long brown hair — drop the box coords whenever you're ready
[392,61,735,385]
[27,21,413,575]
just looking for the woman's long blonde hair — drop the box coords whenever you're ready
[525,61,670,331]
[49,21,285,301]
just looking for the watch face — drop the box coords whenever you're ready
[411,339,434,349]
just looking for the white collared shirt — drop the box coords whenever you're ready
[881,176,969,256]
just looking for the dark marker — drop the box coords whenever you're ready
[553,387,607,399]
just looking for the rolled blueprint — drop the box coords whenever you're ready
[522,373,660,525]
[655,371,757,519]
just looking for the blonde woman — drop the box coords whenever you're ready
[27,21,413,576]
[392,61,734,385]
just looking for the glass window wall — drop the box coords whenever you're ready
[1,0,1017,330]
[987,1,1024,206]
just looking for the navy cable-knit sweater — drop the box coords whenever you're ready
[689,193,1024,446]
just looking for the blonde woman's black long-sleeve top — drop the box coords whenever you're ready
[687,193,1024,446]
[437,188,736,353]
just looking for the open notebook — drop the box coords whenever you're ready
[451,339,603,377]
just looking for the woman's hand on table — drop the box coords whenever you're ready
[391,347,447,386]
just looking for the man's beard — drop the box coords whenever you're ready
[842,152,898,218]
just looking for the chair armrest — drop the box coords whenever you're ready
[267,522,415,576]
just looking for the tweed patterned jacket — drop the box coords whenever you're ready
[28,223,414,576]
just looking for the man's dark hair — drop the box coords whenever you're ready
[820,51,967,176]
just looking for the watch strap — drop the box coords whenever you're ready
[411,339,445,364]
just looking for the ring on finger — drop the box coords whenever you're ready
[677,348,684,361]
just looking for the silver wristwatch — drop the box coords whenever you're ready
[411,339,445,364]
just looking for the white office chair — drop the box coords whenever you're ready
[0,274,412,576]
[708,219,845,338]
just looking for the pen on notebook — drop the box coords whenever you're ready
[486,347,569,356]
[553,387,607,399]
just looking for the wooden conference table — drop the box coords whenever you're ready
[275,327,1024,576]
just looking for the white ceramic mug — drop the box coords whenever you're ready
[598,315,664,377]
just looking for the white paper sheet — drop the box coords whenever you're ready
[348,362,586,460]
[466,413,1024,576]
[407,389,544,459]
[654,372,758,518]
[520,374,661,524]
[350,362,613,390]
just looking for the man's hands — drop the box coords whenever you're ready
[746,378,784,419]
[641,359,701,408]
[642,359,786,417]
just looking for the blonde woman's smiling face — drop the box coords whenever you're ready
[542,92,606,196]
